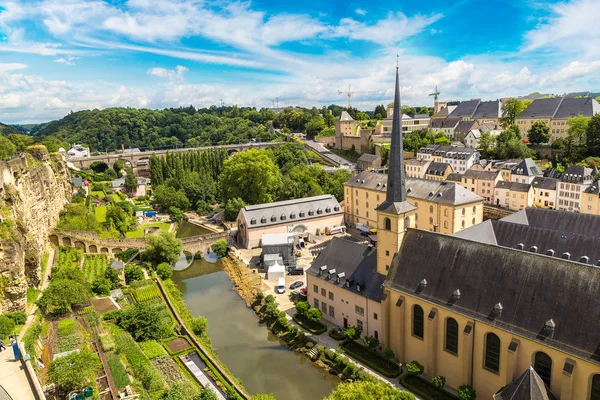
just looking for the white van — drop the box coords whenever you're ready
[275,277,286,294]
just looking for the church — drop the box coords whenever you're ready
[306,66,600,399]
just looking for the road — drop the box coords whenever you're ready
[303,140,356,169]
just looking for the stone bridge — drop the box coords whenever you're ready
[69,141,286,169]
[50,230,230,256]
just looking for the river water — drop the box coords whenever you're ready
[176,220,214,238]
[172,259,340,400]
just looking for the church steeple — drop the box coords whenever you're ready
[376,65,414,214]
[386,65,406,203]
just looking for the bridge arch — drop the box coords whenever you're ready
[227,149,240,156]
[88,244,98,253]
[49,234,59,246]
[113,247,123,254]
[63,237,72,246]
[74,241,87,251]
[100,247,109,254]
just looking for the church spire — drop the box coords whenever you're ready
[385,65,407,203]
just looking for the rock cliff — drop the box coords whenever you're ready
[0,154,71,312]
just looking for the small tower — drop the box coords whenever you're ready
[375,66,417,275]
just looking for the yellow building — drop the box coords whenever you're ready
[406,159,430,179]
[460,169,504,203]
[344,171,484,234]
[424,162,452,181]
[582,181,600,215]
[494,181,534,210]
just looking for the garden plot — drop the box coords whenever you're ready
[82,255,108,282]
[90,297,118,313]
[165,337,192,353]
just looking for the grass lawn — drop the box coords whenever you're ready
[293,314,327,335]
[126,222,171,238]
[400,374,459,400]
[95,205,107,223]
[341,340,401,378]
[90,190,105,199]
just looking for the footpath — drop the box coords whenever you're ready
[0,249,53,400]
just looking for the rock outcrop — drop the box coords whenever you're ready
[0,154,70,312]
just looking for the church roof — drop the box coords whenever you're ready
[386,229,600,364]
[494,367,557,400]
[339,111,355,121]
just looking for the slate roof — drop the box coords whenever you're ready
[425,162,451,175]
[532,177,559,191]
[406,159,430,166]
[463,169,502,181]
[357,153,380,163]
[552,97,600,119]
[413,113,431,119]
[430,117,460,129]
[512,158,542,176]
[495,181,532,192]
[501,207,600,239]
[443,147,479,160]
[307,237,384,302]
[239,195,342,229]
[386,229,600,364]
[345,171,483,205]
[584,180,600,195]
[473,100,502,119]
[494,367,558,400]
[466,129,481,139]
[454,120,477,134]
[446,173,463,182]
[432,105,457,117]
[560,165,593,184]
[339,111,355,121]
[449,99,481,117]
[72,176,83,187]
[518,98,563,118]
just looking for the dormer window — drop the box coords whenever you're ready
[334,205,340,212]
[308,210,314,216]
[290,213,296,219]
[271,215,277,222]
[317,208,323,215]
[325,207,331,213]
[299,211,305,217]
[261,217,267,224]
[250,218,256,225]
[280,214,286,221]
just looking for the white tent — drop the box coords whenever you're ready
[267,261,286,281]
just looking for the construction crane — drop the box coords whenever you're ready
[338,84,376,108]
[429,85,440,102]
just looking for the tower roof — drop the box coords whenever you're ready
[376,66,415,215]
[493,367,557,400]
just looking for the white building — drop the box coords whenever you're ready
[557,166,594,212]
[67,145,90,158]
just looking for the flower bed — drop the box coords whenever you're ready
[106,353,130,389]
[329,328,345,341]
[400,374,458,400]
[341,340,400,378]
[293,314,327,335]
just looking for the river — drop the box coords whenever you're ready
[176,220,214,238]
[172,259,340,400]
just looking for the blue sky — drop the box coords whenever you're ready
[0,0,599,123]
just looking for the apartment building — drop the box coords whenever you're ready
[442,147,480,174]
[430,117,460,139]
[515,97,600,141]
[424,162,453,181]
[344,171,483,233]
[453,120,478,142]
[405,159,430,179]
[380,112,431,134]
[494,181,534,210]
[582,181,600,215]
[461,170,504,203]
[509,158,543,184]
[557,166,594,212]
[532,176,559,209]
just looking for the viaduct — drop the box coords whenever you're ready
[69,141,286,169]
[50,230,229,256]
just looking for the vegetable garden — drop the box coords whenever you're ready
[82,255,108,282]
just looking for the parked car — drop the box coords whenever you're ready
[289,281,303,290]
[287,266,304,275]
[300,287,307,295]
[275,277,286,294]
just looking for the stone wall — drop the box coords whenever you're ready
[0,155,71,312]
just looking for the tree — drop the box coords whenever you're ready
[325,380,415,400]
[0,315,15,339]
[567,115,589,146]
[191,316,208,335]
[500,98,526,128]
[528,121,551,144]
[478,131,495,156]
[374,104,386,119]
[153,185,191,211]
[220,149,282,205]
[495,124,534,159]
[144,231,183,265]
[433,375,446,391]
[37,279,90,315]
[363,335,379,350]
[295,301,309,316]
[344,326,361,341]
[48,348,100,393]
[118,301,172,341]
[306,308,322,323]
[156,263,173,280]
[305,116,325,136]
[124,264,144,284]
[104,267,121,288]
[169,206,184,222]
[0,135,16,160]
[418,106,430,115]
[586,114,600,157]
[124,167,138,194]
[225,197,246,221]
[211,239,228,257]
[91,276,112,296]
[458,384,477,400]
[196,388,219,400]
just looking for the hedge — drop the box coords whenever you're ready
[341,340,400,378]
[293,314,327,335]
[400,374,459,400]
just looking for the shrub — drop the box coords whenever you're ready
[103,309,124,321]
[115,248,139,262]
[265,294,275,304]
[342,362,358,379]
[211,240,228,257]
[406,360,424,376]
[6,311,27,325]
[156,262,173,280]
[305,342,314,349]
[295,301,309,316]
[306,308,322,323]
[124,264,144,284]
[458,384,477,400]
[91,276,112,296]
[255,291,264,302]
[433,375,446,391]
[48,348,100,392]
[363,335,379,350]
[344,326,361,341]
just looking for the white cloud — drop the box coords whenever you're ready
[148,65,188,81]
[53,56,79,65]
[333,12,442,45]
[523,0,600,58]
[0,63,28,73]
[546,60,600,82]
[355,8,366,16]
